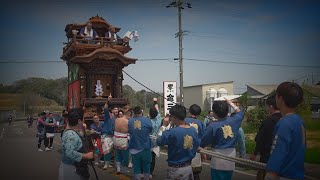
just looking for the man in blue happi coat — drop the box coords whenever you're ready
[184,104,205,180]
[157,104,200,180]
[200,98,244,180]
[128,106,153,180]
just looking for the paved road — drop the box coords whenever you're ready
[0,121,262,180]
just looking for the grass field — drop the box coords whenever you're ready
[243,118,320,164]
[0,93,64,116]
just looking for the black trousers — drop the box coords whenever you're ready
[43,135,54,147]
[150,152,156,174]
[38,136,49,148]
[48,138,54,147]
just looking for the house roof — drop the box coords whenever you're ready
[247,84,278,95]
[184,81,234,88]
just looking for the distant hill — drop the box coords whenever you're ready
[0,93,64,115]
[0,77,68,106]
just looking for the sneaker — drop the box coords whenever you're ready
[116,162,121,173]
[45,147,51,151]
[94,162,99,165]
[149,174,153,179]
[128,162,133,168]
[38,148,43,152]
[49,146,53,149]
[121,167,130,174]
[103,162,113,169]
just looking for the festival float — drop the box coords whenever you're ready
[61,15,137,124]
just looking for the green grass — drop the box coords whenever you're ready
[245,138,256,154]
[305,148,320,164]
[304,118,320,131]
[242,122,258,134]
[245,138,320,164]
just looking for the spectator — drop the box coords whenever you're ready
[59,108,93,180]
[118,110,124,118]
[37,112,52,152]
[8,114,13,125]
[236,127,246,158]
[45,112,57,150]
[203,110,216,128]
[250,94,281,180]
[60,110,68,139]
[27,115,33,128]
[265,82,305,180]
[90,114,104,165]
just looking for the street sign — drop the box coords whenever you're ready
[163,81,177,115]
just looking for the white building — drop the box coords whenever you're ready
[184,81,234,111]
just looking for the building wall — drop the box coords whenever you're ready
[184,86,203,110]
[184,82,234,111]
[202,82,234,110]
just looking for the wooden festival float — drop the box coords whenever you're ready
[61,15,137,124]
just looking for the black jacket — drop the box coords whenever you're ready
[254,112,282,163]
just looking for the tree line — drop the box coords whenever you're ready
[0,77,162,113]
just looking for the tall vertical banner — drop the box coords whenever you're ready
[68,80,80,110]
[163,81,177,115]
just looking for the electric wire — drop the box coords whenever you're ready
[1,58,318,69]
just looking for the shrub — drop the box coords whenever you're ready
[245,137,256,154]
[246,106,268,128]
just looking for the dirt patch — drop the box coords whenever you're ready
[307,131,320,148]
[246,133,256,141]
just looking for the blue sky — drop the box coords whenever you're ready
[0,0,319,94]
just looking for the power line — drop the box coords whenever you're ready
[122,69,236,120]
[122,70,163,98]
[0,61,63,64]
[183,58,320,68]
[0,58,173,63]
[138,58,172,61]
[0,58,319,69]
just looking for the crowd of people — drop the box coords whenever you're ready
[36,112,59,151]
[32,81,306,180]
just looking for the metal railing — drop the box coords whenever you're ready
[149,135,266,170]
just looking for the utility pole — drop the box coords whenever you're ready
[144,91,147,112]
[167,0,191,106]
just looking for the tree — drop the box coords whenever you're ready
[246,105,268,128]
[238,93,250,111]
[296,85,313,119]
